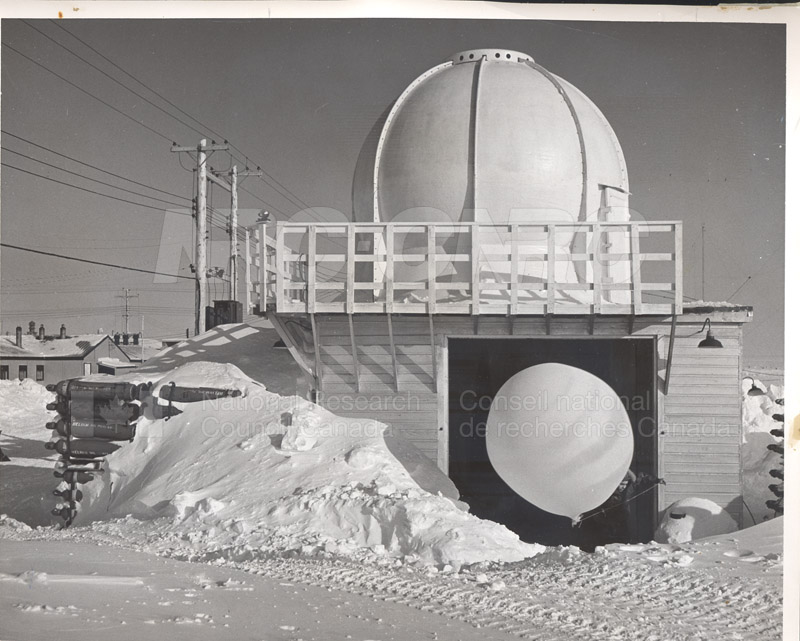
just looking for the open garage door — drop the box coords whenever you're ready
[448,337,657,549]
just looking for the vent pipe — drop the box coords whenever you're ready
[15,326,22,348]
[59,324,67,339]
[38,324,45,340]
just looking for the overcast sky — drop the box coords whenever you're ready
[0,18,785,364]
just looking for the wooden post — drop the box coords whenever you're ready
[427,224,436,314]
[471,224,480,314]
[346,225,355,314]
[509,223,519,316]
[275,223,285,313]
[592,223,602,314]
[307,226,317,313]
[171,140,229,334]
[435,334,448,474]
[310,312,321,389]
[674,222,683,314]
[387,314,399,392]
[664,313,677,394]
[259,225,267,313]
[429,313,437,392]
[630,222,642,314]
[244,227,251,313]
[385,225,395,314]
[348,313,359,392]
[546,223,556,314]
[229,165,238,302]
[196,139,208,334]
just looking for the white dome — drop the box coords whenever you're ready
[354,49,629,227]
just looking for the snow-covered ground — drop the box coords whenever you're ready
[0,330,784,640]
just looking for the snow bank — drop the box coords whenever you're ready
[0,378,54,423]
[76,361,542,567]
[0,380,58,527]
[741,377,784,525]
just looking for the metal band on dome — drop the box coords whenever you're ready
[471,56,485,218]
[524,60,589,226]
[373,62,453,223]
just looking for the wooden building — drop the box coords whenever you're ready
[0,327,131,387]
[241,49,753,546]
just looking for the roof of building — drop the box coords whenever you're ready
[0,334,114,359]
[117,338,166,363]
[97,357,139,369]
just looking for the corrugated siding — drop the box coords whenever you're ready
[310,313,746,526]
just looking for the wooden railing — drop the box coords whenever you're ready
[249,221,683,316]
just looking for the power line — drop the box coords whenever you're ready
[1,243,195,280]
[1,162,190,215]
[2,41,174,143]
[45,21,315,220]
[2,130,190,202]
[4,148,186,208]
[22,20,207,142]
[50,19,221,146]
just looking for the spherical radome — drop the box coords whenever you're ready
[353,49,629,227]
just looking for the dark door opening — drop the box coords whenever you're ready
[448,337,657,550]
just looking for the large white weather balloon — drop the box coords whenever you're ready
[486,363,633,520]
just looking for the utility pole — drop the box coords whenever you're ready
[115,288,139,334]
[227,165,262,302]
[230,165,238,301]
[172,139,228,335]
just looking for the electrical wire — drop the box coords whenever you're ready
[2,42,174,143]
[45,20,319,222]
[2,130,190,202]
[1,162,191,215]
[4,148,187,208]
[22,20,207,141]
[1,243,195,280]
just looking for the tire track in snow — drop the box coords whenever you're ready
[2,523,781,641]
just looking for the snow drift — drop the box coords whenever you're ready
[741,377,784,524]
[75,361,542,567]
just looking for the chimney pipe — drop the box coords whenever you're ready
[15,326,22,348]
[28,320,36,335]
[132,333,140,346]
[114,333,121,345]
[38,324,45,340]
[123,333,130,345]
[59,324,67,339]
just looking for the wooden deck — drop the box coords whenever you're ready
[247,221,683,317]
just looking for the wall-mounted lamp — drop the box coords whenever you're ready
[743,376,765,397]
[697,318,723,348]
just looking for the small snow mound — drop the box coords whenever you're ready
[655,498,738,544]
[0,515,33,532]
[0,379,53,418]
[345,444,387,469]
[150,361,262,400]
